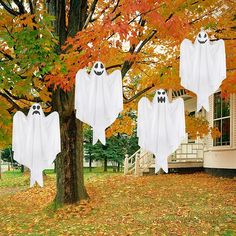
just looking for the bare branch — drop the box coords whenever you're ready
[112,0,120,13]
[0,91,21,110]
[106,64,122,70]
[121,29,157,78]
[135,30,157,53]
[124,84,155,104]
[0,0,20,16]
[4,89,41,103]
[83,0,98,29]
[28,0,34,14]
[0,50,14,60]
[13,0,26,14]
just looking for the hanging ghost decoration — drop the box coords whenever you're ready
[12,104,61,187]
[180,29,226,112]
[137,90,186,173]
[75,61,123,145]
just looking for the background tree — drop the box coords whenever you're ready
[84,126,139,172]
[0,0,235,206]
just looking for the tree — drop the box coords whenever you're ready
[84,126,139,172]
[0,0,235,206]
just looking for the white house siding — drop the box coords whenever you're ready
[204,93,236,169]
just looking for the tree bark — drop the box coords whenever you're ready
[104,157,108,172]
[53,89,88,205]
[89,155,92,172]
[117,162,120,172]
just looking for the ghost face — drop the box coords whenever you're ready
[32,104,41,115]
[93,61,105,76]
[157,89,167,103]
[197,31,208,44]
[28,103,43,116]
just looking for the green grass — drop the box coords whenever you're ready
[0,167,122,187]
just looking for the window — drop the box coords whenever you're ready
[188,111,196,143]
[213,92,230,146]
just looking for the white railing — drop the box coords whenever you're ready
[124,149,154,176]
[124,142,204,176]
[169,143,204,162]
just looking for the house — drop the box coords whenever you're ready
[124,89,236,177]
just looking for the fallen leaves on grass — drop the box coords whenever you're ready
[0,173,235,235]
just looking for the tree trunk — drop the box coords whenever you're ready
[53,89,88,205]
[104,157,108,172]
[117,162,120,172]
[89,155,92,172]
[48,0,89,205]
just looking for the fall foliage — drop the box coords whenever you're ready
[0,0,235,144]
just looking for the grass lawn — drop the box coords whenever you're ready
[0,169,235,236]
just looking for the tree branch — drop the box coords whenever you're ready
[0,91,21,110]
[112,0,120,13]
[4,89,41,103]
[0,0,20,16]
[83,0,98,29]
[13,0,26,14]
[106,64,122,70]
[28,0,34,14]
[121,29,157,78]
[123,84,155,104]
[0,50,14,60]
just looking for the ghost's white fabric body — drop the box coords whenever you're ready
[137,90,186,173]
[12,104,61,187]
[180,30,226,112]
[75,61,123,145]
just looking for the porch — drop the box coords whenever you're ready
[124,142,204,176]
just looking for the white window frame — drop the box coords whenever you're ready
[213,92,231,147]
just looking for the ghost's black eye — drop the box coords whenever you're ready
[158,91,161,95]
[162,91,165,95]
[95,63,98,69]
[33,105,36,110]
[199,33,201,38]
[204,33,207,38]
[37,105,40,110]
[101,63,104,69]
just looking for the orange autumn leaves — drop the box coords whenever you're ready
[45,0,189,91]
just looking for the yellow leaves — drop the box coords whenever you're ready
[39,87,52,103]
[14,14,38,31]
[185,113,221,139]
[106,115,135,137]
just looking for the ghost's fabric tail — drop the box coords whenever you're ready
[30,169,43,187]
[197,97,209,112]
[92,128,106,145]
[155,155,168,174]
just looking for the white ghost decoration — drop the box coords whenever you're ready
[180,29,226,111]
[75,61,123,145]
[137,89,186,173]
[12,103,61,187]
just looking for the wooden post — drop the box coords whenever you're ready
[134,153,140,177]
[124,154,129,175]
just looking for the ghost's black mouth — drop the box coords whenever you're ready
[33,111,40,115]
[198,39,207,44]
[157,97,166,103]
[94,71,104,76]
